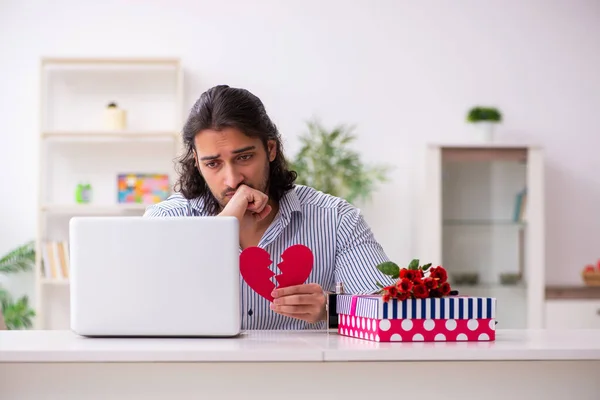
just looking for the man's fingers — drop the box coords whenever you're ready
[253,204,272,222]
[274,311,313,322]
[272,283,322,298]
[244,188,268,209]
[270,304,317,315]
[273,294,315,306]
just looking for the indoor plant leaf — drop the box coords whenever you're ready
[0,241,35,274]
[291,118,391,205]
[0,240,37,330]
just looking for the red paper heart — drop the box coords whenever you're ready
[239,247,276,302]
[275,244,314,288]
[239,244,314,302]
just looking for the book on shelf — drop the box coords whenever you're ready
[41,240,70,280]
[513,188,527,223]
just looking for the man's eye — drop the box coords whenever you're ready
[205,162,218,168]
[239,154,252,161]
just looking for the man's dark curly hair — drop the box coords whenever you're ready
[174,85,297,215]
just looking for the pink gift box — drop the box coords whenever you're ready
[336,294,496,342]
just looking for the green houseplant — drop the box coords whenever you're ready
[466,106,503,142]
[466,106,502,123]
[291,119,390,204]
[0,241,36,330]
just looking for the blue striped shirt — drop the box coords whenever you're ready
[143,184,394,330]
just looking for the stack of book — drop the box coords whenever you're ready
[41,240,70,280]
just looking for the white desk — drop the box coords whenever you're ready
[1,329,600,399]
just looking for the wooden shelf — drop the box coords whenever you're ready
[41,204,149,214]
[442,147,528,162]
[443,219,525,227]
[40,278,70,286]
[546,285,600,300]
[42,131,179,142]
[41,57,180,71]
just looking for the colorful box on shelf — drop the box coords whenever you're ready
[336,294,497,342]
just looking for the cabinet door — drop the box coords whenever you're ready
[545,300,600,329]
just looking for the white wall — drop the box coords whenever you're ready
[1,0,599,305]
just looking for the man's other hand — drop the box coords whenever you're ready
[270,283,327,324]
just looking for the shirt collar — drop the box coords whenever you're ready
[278,187,302,222]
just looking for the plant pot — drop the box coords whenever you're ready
[473,121,496,143]
[499,272,521,285]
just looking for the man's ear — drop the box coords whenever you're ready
[192,149,200,169]
[267,140,277,162]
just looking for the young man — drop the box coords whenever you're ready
[144,85,393,330]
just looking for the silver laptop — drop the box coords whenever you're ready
[69,216,241,337]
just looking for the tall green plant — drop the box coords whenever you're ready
[0,241,36,329]
[291,119,390,204]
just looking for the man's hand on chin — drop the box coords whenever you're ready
[270,283,327,324]
[218,184,272,224]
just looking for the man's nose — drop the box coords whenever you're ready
[223,164,244,189]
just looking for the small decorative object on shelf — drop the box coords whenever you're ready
[466,106,502,143]
[104,102,127,131]
[117,173,170,204]
[582,261,600,287]
[499,272,521,285]
[336,259,497,343]
[75,182,92,204]
[451,272,479,286]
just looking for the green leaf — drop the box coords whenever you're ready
[375,281,384,288]
[422,263,432,271]
[0,241,36,274]
[290,117,391,205]
[0,240,37,330]
[376,262,400,278]
[1,293,35,330]
[408,259,419,270]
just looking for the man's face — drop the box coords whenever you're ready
[193,127,276,208]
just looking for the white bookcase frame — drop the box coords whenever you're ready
[418,144,545,329]
[35,57,184,329]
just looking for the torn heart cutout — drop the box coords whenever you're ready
[240,244,314,302]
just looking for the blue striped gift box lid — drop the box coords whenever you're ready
[336,294,496,320]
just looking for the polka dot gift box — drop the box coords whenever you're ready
[335,259,497,342]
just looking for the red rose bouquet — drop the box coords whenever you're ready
[375,259,452,302]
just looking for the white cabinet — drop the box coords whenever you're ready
[545,300,600,329]
[418,144,546,329]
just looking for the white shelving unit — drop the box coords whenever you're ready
[35,57,184,329]
[417,144,545,329]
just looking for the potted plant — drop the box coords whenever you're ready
[291,119,391,204]
[466,106,502,142]
[0,241,36,330]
